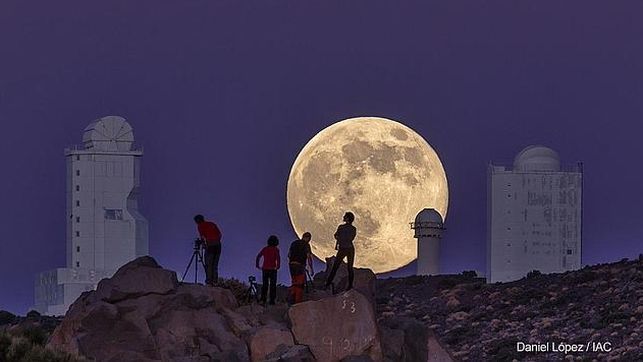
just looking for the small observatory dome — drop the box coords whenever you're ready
[513,145,560,172]
[82,116,134,152]
[413,208,444,238]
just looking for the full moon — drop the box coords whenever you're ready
[286,117,448,273]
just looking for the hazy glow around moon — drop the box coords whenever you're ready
[286,117,448,273]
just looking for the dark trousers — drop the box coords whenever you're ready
[204,243,221,285]
[261,269,278,304]
[326,247,355,289]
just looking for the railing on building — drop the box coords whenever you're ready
[489,162,583,173]
[65,144,144,153]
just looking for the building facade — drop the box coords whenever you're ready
[487,146,582,283]
[34,116,148,315]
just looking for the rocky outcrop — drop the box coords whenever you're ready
[48,257,252,361]
[47,256,390,362]
[288,289,382,362]
[14,256,643,361]
[248,325,294,362]
[265,344,315,361]
[379,317,453,362]
[426,330,454,362]
[89,256,180,304]
[313,257,377,306]
[379,318,423,361]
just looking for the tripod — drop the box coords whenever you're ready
[245,276,260,303]
[305,269,313,293]
[181,240,206,284]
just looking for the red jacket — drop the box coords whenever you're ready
[256,246,280,270]
[198,221,222,245]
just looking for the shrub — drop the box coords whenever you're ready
[461,270,477,278]
[443,325,476,345]
[526,270,542,279]
[0,332,80,362]
[0,333,12,358]
[23,327,47,346]
[21,345,78,362]
[574,270,597,284]
[0,311,16,326]
[437,278,457,290]
[7,337,31,361]
[25,310,41,319]
[513,288,546,305]
[486,338,524,362]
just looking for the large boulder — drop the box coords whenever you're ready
[90,256,179,303]
[266,344,315,361]
[379,317,427,362]
[313,257,377,306]
[48,257,250,361]
[248,325,295,362]
[426,330,454,362]
[288,289,382,362]
[379,317,454,362]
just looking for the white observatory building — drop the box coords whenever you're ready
[487,145,582,283]
[34,116,149,315]
[412,208,445,275]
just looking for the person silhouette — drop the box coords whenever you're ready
[288,232,313,304]
[325,212,356,291]
[194,214,222,286]
[255,235,280,305]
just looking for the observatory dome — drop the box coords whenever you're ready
[513,145,560,172]
[415,208,444,225]
[413,208,444,239]
[82,116,134,152]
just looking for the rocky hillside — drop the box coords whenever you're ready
[42,256,421,362]
[3,256,642,361]
[377,256,643,361]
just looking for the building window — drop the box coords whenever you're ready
[76,216,80,223]
[76,185,80,192]
[76,170,80,176]
[75,231,80,237]
[105,209,124,220]
[76,262,80,267]
[76,155,80,161]
[567,249,573,255]
[76,246,80,252]
[76,200,80,207]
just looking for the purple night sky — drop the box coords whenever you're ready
[1,1,642,314]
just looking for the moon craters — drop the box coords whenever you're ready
[287,117,448,273]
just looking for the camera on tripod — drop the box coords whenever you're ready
[182,239,206,284]
[193,238,204,250]
[245,275,259,303]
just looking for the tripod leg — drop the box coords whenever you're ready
[181,253,196,283]
[194,250,198,284]
[199,249,206,285]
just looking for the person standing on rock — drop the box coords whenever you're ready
[288,232,314,304]
[255,235,281,305]
[194,214,222,286]
[325,212,356,291]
